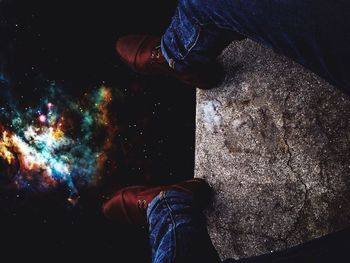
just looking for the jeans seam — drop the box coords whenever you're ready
[177,21,242,61]
[163,194,178,262]
[147,194,160,224]
[177,19,214,61]
[178,25,202,60]
[175,14,251,59]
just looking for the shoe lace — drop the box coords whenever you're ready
[137,199,148,210]
[151,45,162,59]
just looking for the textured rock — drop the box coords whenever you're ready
[195,39,350,260]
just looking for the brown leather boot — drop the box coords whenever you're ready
[102,178,212,225]
[115,35,221,89]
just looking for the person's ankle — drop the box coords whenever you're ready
[115,34,221,89]
[102,178,212,225]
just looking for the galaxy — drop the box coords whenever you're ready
[0,0,195,259]
[0,77,117,204]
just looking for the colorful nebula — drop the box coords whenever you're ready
[0,78,117,204]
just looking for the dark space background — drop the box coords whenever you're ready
[1,1,350,262]
[0,0,192,261]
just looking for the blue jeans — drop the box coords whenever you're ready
[147,191,221,263]
[161,0,350,91]
[147,190,350,263]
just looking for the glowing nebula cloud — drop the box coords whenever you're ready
[0,77,117,204]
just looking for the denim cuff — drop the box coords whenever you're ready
[160,36,176,69]
[146,190,194,222]
[160,37,194,74]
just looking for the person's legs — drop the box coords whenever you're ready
[102,178,221,262]
[161,0,244,74]
[103,178,350,263]
[147,190,221,263]
[162,0,350,91]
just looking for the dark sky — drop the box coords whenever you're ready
[0,1,195,261]
[1,0,177,85]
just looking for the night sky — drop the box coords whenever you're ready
[0,0,194,261]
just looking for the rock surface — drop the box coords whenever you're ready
[195,39,350,260]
